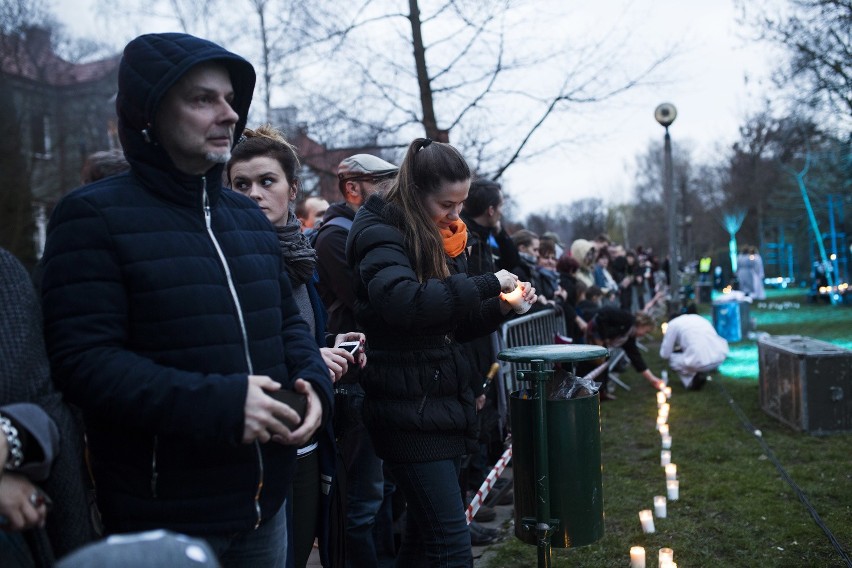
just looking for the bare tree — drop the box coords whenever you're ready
[271,0,677,178]
[89,0,676,183]
[738,0,852,131]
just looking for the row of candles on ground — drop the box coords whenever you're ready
[631,372,680,567]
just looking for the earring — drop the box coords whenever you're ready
[141,128,151,143]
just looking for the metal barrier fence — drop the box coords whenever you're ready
[498,308,566,393]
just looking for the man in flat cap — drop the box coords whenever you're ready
[314,154,397,567]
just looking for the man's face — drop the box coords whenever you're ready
[156,62,239,175]
[487,196,504,228]
[345,178,383,208]
[302,197,329,229]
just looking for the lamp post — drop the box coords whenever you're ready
[655,103,678,315]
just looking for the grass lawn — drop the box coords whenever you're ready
[482,288,852,568]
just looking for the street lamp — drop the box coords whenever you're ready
[655,103,678,315]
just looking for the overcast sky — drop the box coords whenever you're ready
[52,0,779,218]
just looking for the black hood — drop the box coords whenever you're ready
[116,33,256,201]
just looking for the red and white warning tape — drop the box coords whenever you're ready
[465,445,513,524]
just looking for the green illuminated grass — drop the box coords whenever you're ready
[480,288,852,567]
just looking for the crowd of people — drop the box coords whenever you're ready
[0,31,727,568]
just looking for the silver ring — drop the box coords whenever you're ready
[29,492,41,506]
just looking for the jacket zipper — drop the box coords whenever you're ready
[417,369,441,415]
[151,435,158,498]
[202,180,265,529]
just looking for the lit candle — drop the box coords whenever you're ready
[630,546,646,568]
[658,424,669,437]
[638,509,655,533]
[656,415,667,431]
[654,495,667,518]
[664,386,672,400]
[659,547,674,567]
[667,479,679,500]
[659,403,670,417]
[660,450,671,466]
[665,463,677,480]
[656,392,666,407]
[499,283,531,314]
[661,434,672,449]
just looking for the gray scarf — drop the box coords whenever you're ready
[276,212,317,285]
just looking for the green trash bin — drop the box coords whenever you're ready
[499,344,607,555]
[511,389,604,548]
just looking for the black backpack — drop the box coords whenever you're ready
[308,216,353,248]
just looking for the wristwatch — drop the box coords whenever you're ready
[0,414,24,471]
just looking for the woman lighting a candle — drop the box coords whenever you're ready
[347,138,535,566]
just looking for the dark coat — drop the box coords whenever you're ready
[314,202,358,334]
[0,249,96,557]
[40,33,331,535]
[346,195,503,462]
[588,307,648,373]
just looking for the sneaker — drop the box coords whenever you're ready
[470,521,500,537]
[485,487,514,507]
[473,505,497,522]
[469,521,499,546]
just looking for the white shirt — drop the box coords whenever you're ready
[660,314,729,370]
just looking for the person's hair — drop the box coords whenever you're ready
[385,138,471,280]
[80,149,129,184]
[634,311,654,329]
[511,229,539,249]
[463,179,502,217]
[556,254,579,275]
[538,238,556,259]
[227,124,301,189]
[596,247,610,261]
[294,196,309,219]
[585,286,603,301]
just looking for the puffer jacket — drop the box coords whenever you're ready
[41,33,332,535]
[346,195,503,462]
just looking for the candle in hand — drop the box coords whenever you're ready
[500,283,531,314]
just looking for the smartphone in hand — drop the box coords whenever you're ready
[337,341,361,356]
[267,389,307,428]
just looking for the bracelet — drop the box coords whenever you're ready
[0,415,24,471]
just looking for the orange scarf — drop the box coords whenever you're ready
[440,219,468,258]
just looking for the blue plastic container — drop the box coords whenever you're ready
[713,301,743,342]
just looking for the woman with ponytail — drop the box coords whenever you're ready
[346,138,535,566]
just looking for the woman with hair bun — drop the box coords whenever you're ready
[347,138,535,566]
[228,125,365,568]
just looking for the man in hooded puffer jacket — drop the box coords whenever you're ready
[40,33,332,567]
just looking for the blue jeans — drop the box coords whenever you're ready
[203,502,287,568]
[339,388,394,567]
[386,458,472,568]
